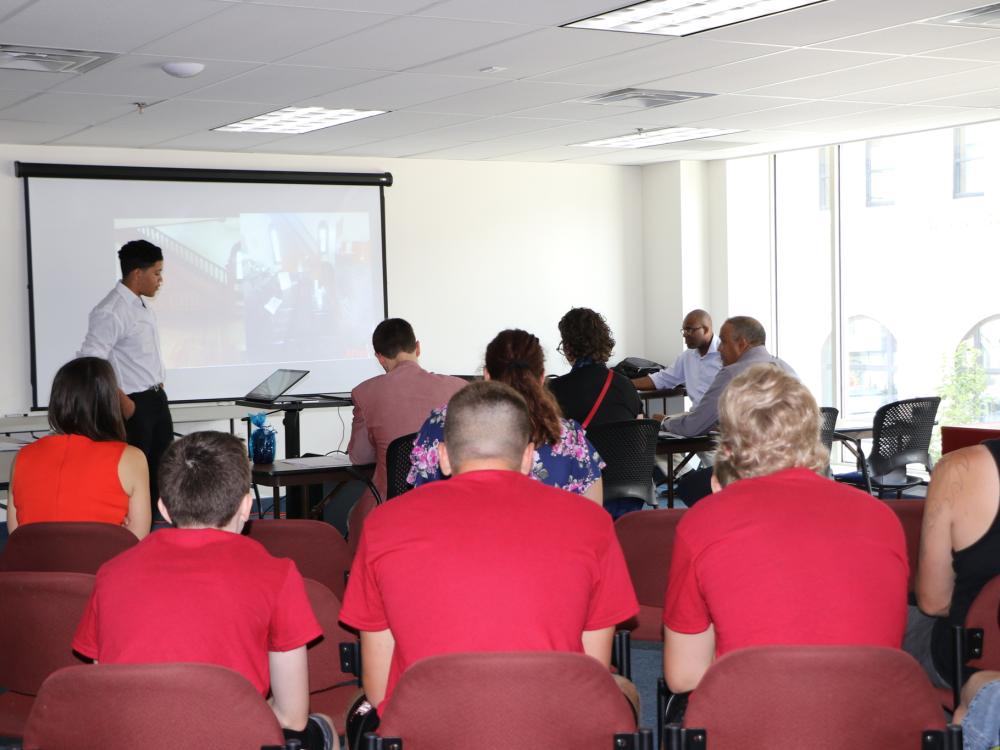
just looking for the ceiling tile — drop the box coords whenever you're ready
[283,15,536,72]
[138,5,391,63]
[301,109,477,140]
[770,103,965,132]
[746,55,989,99]
[498,146,604,163]
[0,117,86,143]
[152,130,288,151]
[0,91,138,124]
[415,0,631,26]
[644,48,892,95]
[512,99,645,121]
[628,93,802,126]
[188,65,386,105]
[426,115,569,142]
[832,65,1000,105]
[242,128,381,153]
[218,0,435,11]
[412,27,662,80]
[0,68,67,93]
[0,0,228,53]
[49,54,258,98]
[410,141,534,160]
[0,89,32,108]
[813,22,1000,55]
[533,38,784,86]
[923,88,1000,108]
[411,80,608,116]
[923,36,1000,62]
[704,100,885,130]
[299,72,500,110]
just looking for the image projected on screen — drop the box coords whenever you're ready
[115,213,377,367]
[24,176,387,406]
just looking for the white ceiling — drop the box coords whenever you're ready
[1,0,1000,164]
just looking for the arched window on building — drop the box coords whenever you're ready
[845,315,898,422]
[962,316,1000,422]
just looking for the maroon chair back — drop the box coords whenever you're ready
[245,519,351,599]
[0,522,136,574]
[614,508,684,640]
[0,572,95,737]
[22,663,284,750]
[377,652,636,750]
[684,646,947,750]
[964,573,1000,671]
[882,499,924,593]
[302,578,360,728]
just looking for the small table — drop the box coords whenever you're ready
[637,387,685,418]
[251,454,376,519]
[656,433,716,508]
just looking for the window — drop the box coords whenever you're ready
[818,148,831,211]
[954,126,986,198]
[963,317,1000,421]
[845,316,897,423]
[865,139,895,207]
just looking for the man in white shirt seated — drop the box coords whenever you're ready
[632,309,721,408]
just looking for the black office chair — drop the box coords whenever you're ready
[819,406,839,476]
[385,431,418,500]
[836,397,940,499]
[585,419,661,516]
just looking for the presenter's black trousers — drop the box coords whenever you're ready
[126,387,174,515]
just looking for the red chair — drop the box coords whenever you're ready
[670,645,956,750]
[245,518,352,599]
[953,573,1000,709]
[370,651,640,750]
[303,578,361,730]
[614,508,685,641]
[0,572,95,737]
[0,522,136,574]
[881,499,924,593]
[22,663,285,750]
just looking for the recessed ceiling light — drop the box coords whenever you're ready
[571,127,744,148]
[566,0,829,36]
[214,106,386,135]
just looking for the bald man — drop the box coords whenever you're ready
[633,309,721,408]
[339,380,638,730]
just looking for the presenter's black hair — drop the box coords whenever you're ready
[372,318,417,358]
[118,239,163,277]
[48,357,127,442]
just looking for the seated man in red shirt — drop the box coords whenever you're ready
[663,364,909,694]
[339,380,639,734]
[73,431,336,750]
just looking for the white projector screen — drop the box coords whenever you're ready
[20,165,389,408]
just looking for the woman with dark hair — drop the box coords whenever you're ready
[8,357,151,538]
[548,307,642,427]
[408,329,604,504]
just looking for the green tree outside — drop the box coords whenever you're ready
[933,340,989,459]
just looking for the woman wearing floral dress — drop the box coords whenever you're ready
[408,329,604,504]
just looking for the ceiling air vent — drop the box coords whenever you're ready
[0,45,117,74]
[575,88,714,109]
[922,3,1000,28]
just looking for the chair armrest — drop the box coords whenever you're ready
[612,629,632,681]
[339,640,362,682]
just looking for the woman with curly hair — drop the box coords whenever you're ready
[408,329,604,504]
[549,307,641,428]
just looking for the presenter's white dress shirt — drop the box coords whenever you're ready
[649,336,722,407]
[78,282,165,395]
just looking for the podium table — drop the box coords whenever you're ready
[251,455,375,519]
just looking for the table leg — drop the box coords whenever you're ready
[283,409,305,517]
[666,452,675,509]
[272,487,280,519]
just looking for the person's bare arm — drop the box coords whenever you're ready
[7,455,18,534]
[917,451,966,616]
[663,624,716,694]
[582,626,614,667]
[632,376,655,391]
[361,628,396,708]
[583,476,604,506]
[268,646,311,731]
[118,446,151,539]
[119,390,136,420]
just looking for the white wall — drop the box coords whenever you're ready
[0,144,644,455]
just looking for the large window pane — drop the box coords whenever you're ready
[840,123,1000,426]
[774,147,836,408]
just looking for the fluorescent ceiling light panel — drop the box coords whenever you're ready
[566,0,829,36]
[572,126,744,148]
[215,106,385,134]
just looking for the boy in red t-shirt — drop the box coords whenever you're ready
[73,431,336,750]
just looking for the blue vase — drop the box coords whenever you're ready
[251,428,276,464]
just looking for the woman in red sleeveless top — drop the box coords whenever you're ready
[8,357,151,539]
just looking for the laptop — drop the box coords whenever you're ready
[244,369,309,403]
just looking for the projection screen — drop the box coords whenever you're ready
[18,163,390,408]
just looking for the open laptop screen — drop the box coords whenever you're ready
[245,369,309,402]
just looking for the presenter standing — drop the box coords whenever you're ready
[79,240,171,514]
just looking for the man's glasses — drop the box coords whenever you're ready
[680,326,704,334]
